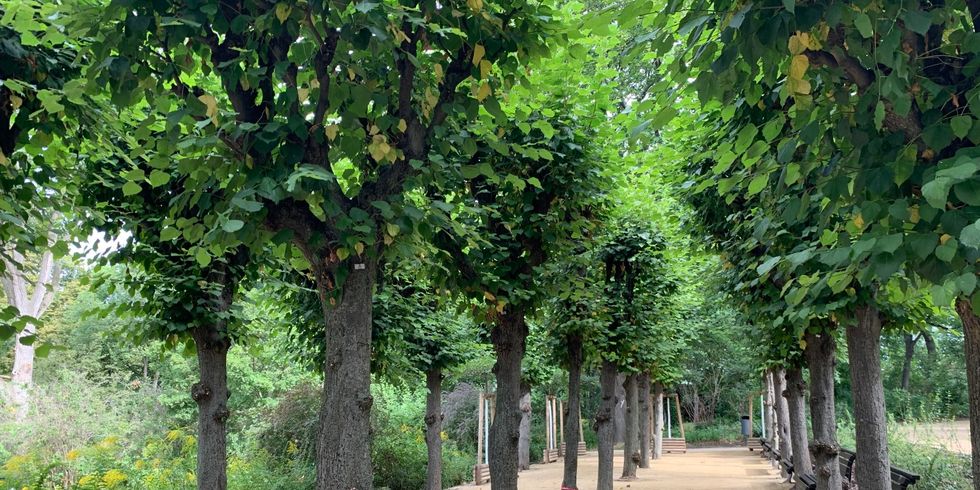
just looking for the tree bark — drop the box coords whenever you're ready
[1,248,60,419]
[773,368,792,480]
[653,381,664,459]
[614,373,626,444]
[315,260,376,490]
[764,370,776,467]
[901,334,915,391]
[562,334,583,489]
[192,326,231,490]
[596,360,618,490]
[846,304,891,490]
[784,367,812,478]
[620,374,639,479]
[804,331,842,490]
[424,367,442,490]
[517,382,532,471]
[488,307,528,488]
[637,373,651,469]
[955,297,980,490]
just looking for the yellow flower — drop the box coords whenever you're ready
[78,475,96,487]
[66,449,80,461]
[134,459,145,470]
[101,469,127,488]
[440,431,448,441]
[3,455,29,472]
[286,440,299,455]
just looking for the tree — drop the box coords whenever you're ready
[86,2,556,487]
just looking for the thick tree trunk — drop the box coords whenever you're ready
[653,381,664,459]
[764,370,776,467]
[620,374,639,479]
[517,383,532,471]
[923,331,937,358]
[488,308,528,488]
[773,368,792,479]
[425,367,442,490]
[901,334,915,391]
[955,297,980,490]
[784,367,812,477]
[804,331,842,490]
[637,373,651,469]
[315,260,375,490]
[846,304,891,490]
[1,248,60,419]
[192,326,231,490]
[596,360,618,490]
[562,334,583,489]
[614,373,626,444]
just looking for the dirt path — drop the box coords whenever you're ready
[453,447,790,490]
[896,419,971,454]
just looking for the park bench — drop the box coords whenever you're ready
[662,437,687,453]
[839,447,920,490]
[759,438,773,458]
[839,448,857,487]
[798,472,817,490]
[779,456,795,483]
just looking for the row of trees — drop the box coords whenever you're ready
[600,0,980,488]
[1,1,698,489]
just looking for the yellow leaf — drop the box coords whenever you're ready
[0,150,7,165]
[853,213,865,229]
[354,242,365,256]
[472,44,486,66]
[434,63,444,82]
[398,119,407,132]
[789,54,809,80]
[297,87,309,103]
[275,3,291,23]
[788,32,810,55]
[369,124,379,135]
[325,124,339,141]
[484,291,496,301]
[348,67,356,80]
[908,205,920,223]
[383,234,394,245]
[197,94,218,125]
[386,223,400,236]
[9,94,22,110]
[480,59,492,79]
[475,82,491,101]
[940,233,952,245]
[336,247,350,261]
[467,0,483,11]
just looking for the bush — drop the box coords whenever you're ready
[683,420,742,444]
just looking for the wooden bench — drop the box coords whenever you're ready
[472,464,490,485]
[662,437,687,453]
[748,438,764,452]
[559,441,587,456]
[798,472,817,490]
[779,457,795,483]
[542,447,559,463]
[839,448,857,487]
[840,447,921,490]
[890,465,921,489]
[758,438,772,458]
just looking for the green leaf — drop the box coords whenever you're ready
[902,10,932,35]
[951,116,973,139]
[195,248,211,267]
[962,219,980,248]
[747,173,768,195]
[122,181,142,196]
[854,12,873,38]
[955,272,978,295]
[874,101,885,130]
[756,256,780,276]
[222,219,244,233]
[782,0,794,13]
[160,227,181,241]
[936,239,958,262]
[148,170,170,187]
[921,176,953,208]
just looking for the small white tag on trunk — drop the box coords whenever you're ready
[354,263,366,270]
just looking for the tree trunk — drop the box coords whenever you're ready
[955,297,980,490]
[1,248,60,419]
[764,370,776,467]
[804,331,842,490]
[614,373,626,444]
[192,326,231,490]
[315,260,375,490]
[517,382,532,471]
[922,331,937,358]
[596,359,618,490]
[773,368,792,479]
[637,373,651,469]
[562,334,583,489]
[653,381,664,459]
[846,304,891,490]
[784,367,812,478]
[620,374,639,479]
[424,367,442,490]
[488,307,528,488]
[901,334,915,391]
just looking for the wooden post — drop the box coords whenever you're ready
[559,399,565,446]
[674,394,686,440]
[476,392,485,465]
